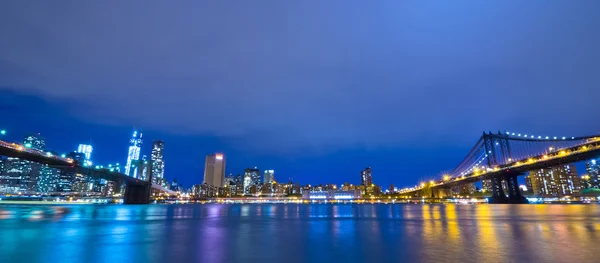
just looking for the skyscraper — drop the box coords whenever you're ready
[204,153,226,187]
[151,140,165,183]
[243,172,252,194]
[62,152,86,192]
[264,170,275,184]
[527,164,582,197]
[0,157,37,193]
[77,144,93,160]
[245,167,260,186]
[140,155,149,181]
[586,159,599,188]
[125,131,143,178]
[361,167,373,186]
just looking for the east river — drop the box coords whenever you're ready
[1,204,599,263]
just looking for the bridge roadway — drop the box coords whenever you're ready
[0,139,175,204]
[400,138,600,200]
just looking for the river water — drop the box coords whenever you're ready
[1,204,599,263]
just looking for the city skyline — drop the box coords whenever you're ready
[1,123,599,191]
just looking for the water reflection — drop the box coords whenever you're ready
[1,204,600,263]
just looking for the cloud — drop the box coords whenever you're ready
[1,1,599,153]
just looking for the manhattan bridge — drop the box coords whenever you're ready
[400,131,600,203]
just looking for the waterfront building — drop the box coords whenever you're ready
[0,157,37,193]
[58,151,87,192]
[302,189,362,200]
[124,130,143,178]
[263,170,274,184]
[526,164,582,197]
[361,167,373,187]
[203,153,226,187]
[243,167,260,194]
[481,179,493,193]
[139,155,149,181]
[243,173,252,194]
[585,159,599,188]
[37,165,60,193]
[451,183,476,196]
[581,174,593,189]
[151,140,165,184]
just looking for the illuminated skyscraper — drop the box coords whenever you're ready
[243,173,252,194]
[264,170,275,184]
[527,164,582,197]
[586,159,599,188]
[125,131,143,178]
[140,155,149,181]
[244,167,260,194]
[361,167,373,187]
[151,140,165,183]
[0,157,37,193]
[77,144,93,160]
[204,153,225,187]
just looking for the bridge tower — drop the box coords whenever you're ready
[483,131,527,204]
[124,160,154,204]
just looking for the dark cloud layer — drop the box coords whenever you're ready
[1,1,599,154]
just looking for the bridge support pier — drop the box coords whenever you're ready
[124,184,152,204]
[488,175,527,204]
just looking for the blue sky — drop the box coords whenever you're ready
[1,1,599,187]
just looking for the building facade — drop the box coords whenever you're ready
[302,189,362,200]
[243,167,260,194]
[125,131,143,178]
[263,170,275,184]
[586,159,599,188]
[526,164,582,197]
[151,140,165,183]
[204,153,226,187]
[361,167,373,187]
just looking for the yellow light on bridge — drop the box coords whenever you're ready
[429,180,435,185]
[443,175,450,181]
[559,150,566,156]
[543,155,548,159]
[420,183,425,188]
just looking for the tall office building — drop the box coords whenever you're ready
[57,152,87,192]
[244,167,260,188]
[77,144,93,167]
[37,165,61,193]
[586,159,599,188]
[77,144,93,160]
[151,140,165,183]
[125,131,143,178]
[0,157,38,193]
[361,167,373,187]
[204,153,226,187]
[140,155,149,181]
[526,164,582,197]
[264,170,275,184]
[243,173,252,194]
